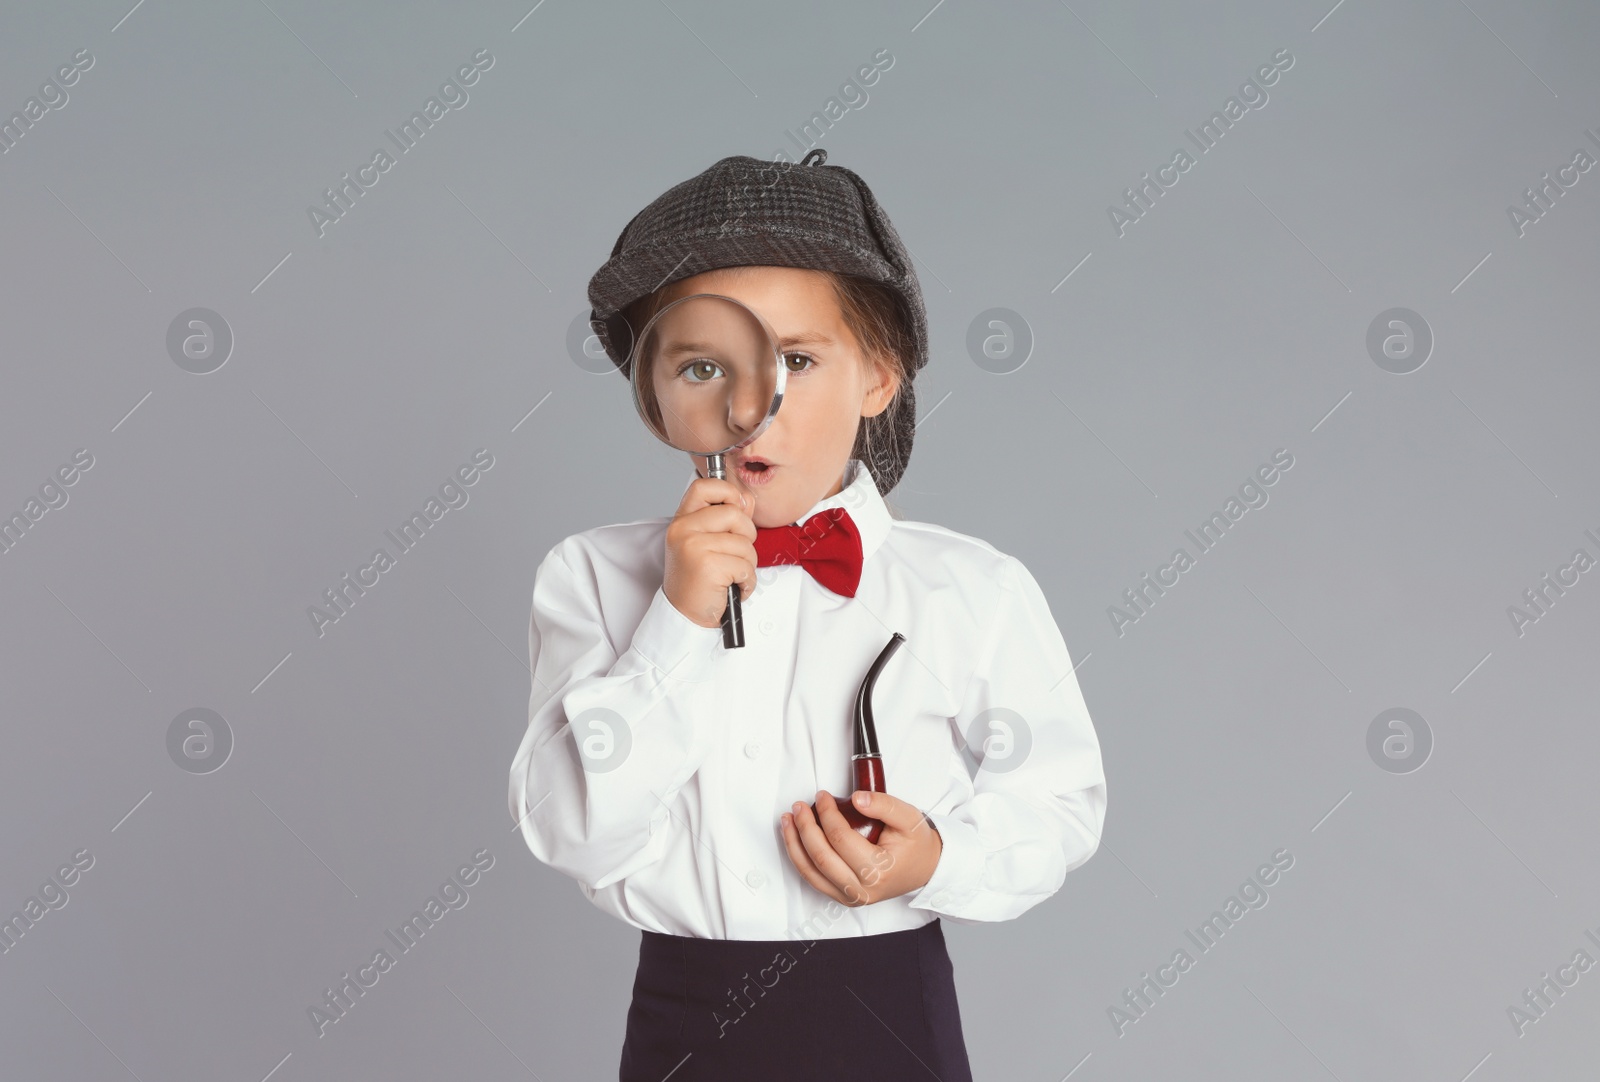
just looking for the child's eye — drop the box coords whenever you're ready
[677,358,723,383]
[783,351,815,374]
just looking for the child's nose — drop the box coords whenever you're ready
[729,386,771,434]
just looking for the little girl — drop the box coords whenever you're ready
[509,149,1107,1081]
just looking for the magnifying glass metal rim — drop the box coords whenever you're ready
[626,290,789,649]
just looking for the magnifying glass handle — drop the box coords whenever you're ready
[720,583,744,648]
[705,453,746,649]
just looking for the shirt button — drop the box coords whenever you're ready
[746,870,766,889]
[760,618,775,635]
[743,741,762,759]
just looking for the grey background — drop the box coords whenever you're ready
[2,0,1597,1078]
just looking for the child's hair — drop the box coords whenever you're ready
[621,268,913,519]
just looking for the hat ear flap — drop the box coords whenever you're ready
[832,166,928,375]
[591,310,636,378]
[855,375,916,497]
[834,167,912,288]
[826,164,924,498]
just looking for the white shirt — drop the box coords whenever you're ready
[508,458,1106,940]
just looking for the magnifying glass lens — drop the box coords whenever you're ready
[631,293,784,458]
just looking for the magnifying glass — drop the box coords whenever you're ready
[627,292,787,649]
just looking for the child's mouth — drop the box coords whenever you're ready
[736,460,777,486]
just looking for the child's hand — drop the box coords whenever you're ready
[779,790,943,908]
[663,474,758,628]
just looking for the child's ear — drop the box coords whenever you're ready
[859,356,901,419]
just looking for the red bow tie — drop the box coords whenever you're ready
[754,507,863,597]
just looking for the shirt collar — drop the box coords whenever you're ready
[681,457,891,563]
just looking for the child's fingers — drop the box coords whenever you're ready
[673,503,758,545]
[791,797,869,904]
[702,551,757,600]
[812,790,881,867]
[780,813,850,906]
[811,792,884,901]
[851,790,934,838]
[678,476,757,527]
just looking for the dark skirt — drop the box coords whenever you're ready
[618,917,972,1081]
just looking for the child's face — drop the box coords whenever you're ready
[653,265,900,528]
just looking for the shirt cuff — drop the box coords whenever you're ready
[906,809,984,914]
[626,585,724,684]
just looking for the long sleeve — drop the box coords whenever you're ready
[907,554,1107,925]
[508,539,725,891]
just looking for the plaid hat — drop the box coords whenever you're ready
[586,148,928,497]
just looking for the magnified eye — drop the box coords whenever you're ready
[679,358,723,383]
[783,351,815,373]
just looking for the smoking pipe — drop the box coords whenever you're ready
[811,631,906,845]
